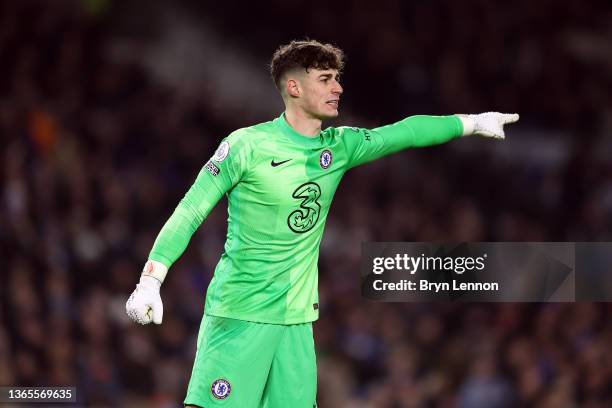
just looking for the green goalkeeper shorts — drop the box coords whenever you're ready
[184,315,317,407]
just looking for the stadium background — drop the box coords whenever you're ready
[1,0,611,406]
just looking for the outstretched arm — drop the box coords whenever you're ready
[344,112,519,169]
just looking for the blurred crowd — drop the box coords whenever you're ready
[1,0,611,407]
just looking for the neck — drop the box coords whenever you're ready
[284,107,322,137]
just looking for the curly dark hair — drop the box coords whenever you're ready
[270,39,345,91]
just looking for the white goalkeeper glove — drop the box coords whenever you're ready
[458,112,519,139]
[125,260,168,325]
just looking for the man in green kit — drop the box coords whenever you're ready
[126,39,519,407]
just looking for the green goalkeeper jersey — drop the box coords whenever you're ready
[149,113,463,324]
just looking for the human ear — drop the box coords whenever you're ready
[286,79,300,98]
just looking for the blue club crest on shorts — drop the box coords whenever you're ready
[211,378,231,400]
[320,150,332,169]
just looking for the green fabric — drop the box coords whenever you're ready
[184,315,316,407]
[149,113,462,324]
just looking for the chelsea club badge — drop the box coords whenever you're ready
[211,378,231,400]
[320,149,332,169]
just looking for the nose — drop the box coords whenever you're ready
[332,80,343,96]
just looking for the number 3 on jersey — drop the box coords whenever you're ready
[287,182,322,233]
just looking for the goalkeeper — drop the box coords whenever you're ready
[126,39,519,407]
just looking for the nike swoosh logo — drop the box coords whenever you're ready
[271,159,292,167]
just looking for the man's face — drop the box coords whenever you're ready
[291,68,343,120]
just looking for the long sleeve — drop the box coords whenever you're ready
[148,133,251,268]
[342,115,463,169]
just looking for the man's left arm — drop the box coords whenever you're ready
[344,112,519,169]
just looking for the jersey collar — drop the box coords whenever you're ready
[274,113,323,148]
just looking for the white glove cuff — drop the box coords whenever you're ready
[457,114,475,136]
[142,260,168,284]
